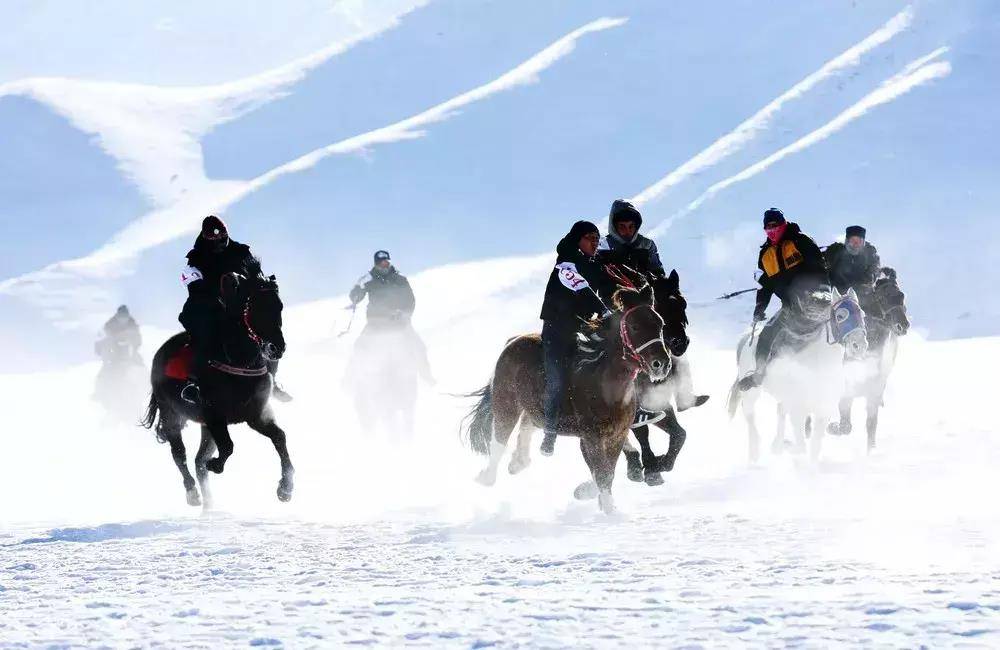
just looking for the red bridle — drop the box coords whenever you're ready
[619,305,665,376]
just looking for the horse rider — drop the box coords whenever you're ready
[539,220,616,456]
[179,215,291,405]
[824,225,881,311]
[97,305,142,363]
[739,208,828,390]
[598,199,708,420]
[349,250,434,384]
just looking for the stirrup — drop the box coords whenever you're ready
[631,408,665,429]
[180,381,202,405]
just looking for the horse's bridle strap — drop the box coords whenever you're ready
[209,361,268,377]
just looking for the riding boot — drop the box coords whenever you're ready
[272,378,293,403]
[739,317,780,391]
[540,320,575,457]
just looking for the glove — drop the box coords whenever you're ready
[600,309,613,320]
[753,309,766,323]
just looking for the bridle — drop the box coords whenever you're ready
[619,305,665,374]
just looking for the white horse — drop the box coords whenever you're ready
[728,286,868,463]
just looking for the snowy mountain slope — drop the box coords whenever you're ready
[1,257,998,645]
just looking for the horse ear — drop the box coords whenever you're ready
[847,287,858,302]
[832,287,842,301]
[640,283,654,303]
[667,269,680,290]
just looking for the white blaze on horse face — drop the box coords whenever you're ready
[555,262,591,291]
[181,266,203,286]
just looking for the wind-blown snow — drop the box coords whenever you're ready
[629,7,914,208]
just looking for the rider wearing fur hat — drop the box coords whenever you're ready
[740,208,828,390]
[538,220,616,456]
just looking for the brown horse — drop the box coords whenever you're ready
[463,284,670,514]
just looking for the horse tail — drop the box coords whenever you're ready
[141,391,170,444]
[726,379,742,421]
[461,383,494,456]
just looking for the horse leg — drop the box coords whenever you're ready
[773,403,787,454]
[789,409,808,455]
[866,393,881,452]
[742,392,762,464]
[477,389,519,486]
[194,426,216,509]
[829,397,853,436]
[576,433,621,514]
[810,415,828,463]
[162,425,199,506]
[247,407,294,502]
[623,433,644,483]
[508,414,534,475]
[204,420,234,474]
[634,425,664,486]
[654,409,686,475]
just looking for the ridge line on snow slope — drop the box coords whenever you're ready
[0,16,627,329]
[647,48,952,237]
[628,6,914,208]
[0,2,429,208]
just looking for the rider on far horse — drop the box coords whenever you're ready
[539,220,616,457]
[178,215,291,405]
[824,225,881,312]
[96,305,142,363]
[349,250,434,384]
[739,208,828,391]
[597,199,707,420]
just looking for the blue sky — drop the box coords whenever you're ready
[1,0,997,369]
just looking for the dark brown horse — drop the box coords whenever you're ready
[142,273,293,508]
[463,284,670,514]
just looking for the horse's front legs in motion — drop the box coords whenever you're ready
[162,420,200,506]
[247,407,295,502]
[204,419,234,475]
[865,393,881,452]
[828,397,854,436]
[578,433,623,514]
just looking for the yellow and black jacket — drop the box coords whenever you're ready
[754,222,827,317]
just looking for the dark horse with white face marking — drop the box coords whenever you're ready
[463,284,671,514]
[142,273,293,507]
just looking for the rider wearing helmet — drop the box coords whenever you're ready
[598,199,707,418]
[179,215,289,404]
[824,225,881,311]
[739,208,828,390]
[539,220,616,456]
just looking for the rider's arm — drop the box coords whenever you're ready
[399,277,416,317]
[754,287,772,320]
[647,240,665,277]
[349,274,370,305]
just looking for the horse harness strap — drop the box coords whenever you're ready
[620,306,664,373]
[208,360,268,377]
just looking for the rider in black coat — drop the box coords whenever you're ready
[179,216,289,404]
[825,225,880,310]
[538,220,615,456]
[98,305,142,363]
[741,208,829,389]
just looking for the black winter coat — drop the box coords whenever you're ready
[755,222,828,317]
[540,236,614,326]
[824,242,880,295]
[182,237,262,300]
[350,267,416,325]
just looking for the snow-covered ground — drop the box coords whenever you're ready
[2,280,998,645]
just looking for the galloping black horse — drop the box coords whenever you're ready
[617,269,702,486]
[142,272,293,507]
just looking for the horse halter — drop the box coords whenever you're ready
[619,305,666,374]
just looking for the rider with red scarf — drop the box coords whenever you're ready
[740,208,827,390]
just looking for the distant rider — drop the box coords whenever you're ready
[349,250,433,384]
[178,215,290,405]
[97,305,142,363]
[739,208,827,390]
[539,220,616,456]
[824,225,880,311]
[598,199,707,418]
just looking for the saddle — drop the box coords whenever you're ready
[163,343,266,381]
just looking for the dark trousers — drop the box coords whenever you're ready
[179,298,223,378]
[542,320,578,434]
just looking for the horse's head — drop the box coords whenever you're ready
[651,269,690,356]
[831,287,869,359]
[875,267,909,336]
[613,283,671,382]
[220,272,285,363]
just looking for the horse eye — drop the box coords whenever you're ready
[835,307,849,323]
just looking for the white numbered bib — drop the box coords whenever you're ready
[181,266,204,286]
[555,262,590,291]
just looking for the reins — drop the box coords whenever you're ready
[619,305,665,375]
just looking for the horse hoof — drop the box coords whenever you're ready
[206,458,225,474]
[185,489,201,507]
[624,452,643,483]
[644,472,664,487]
[476,470,496,487]
[598,492,616,515]
[573,481,599,501]
[277,485,293,502]
[508,456,530,475]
